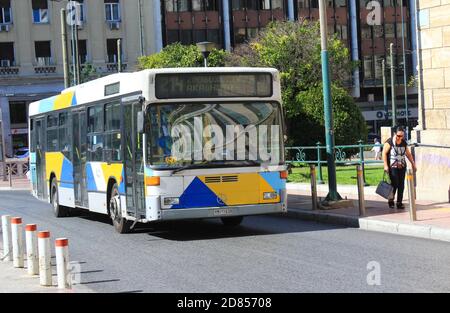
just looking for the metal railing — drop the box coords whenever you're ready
[1,159,29,181]
[285,140,384,185]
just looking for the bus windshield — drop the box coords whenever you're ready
[146,102,284,169]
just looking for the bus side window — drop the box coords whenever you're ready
[87,105,104,162]
[104,102,121,162]
[59,112,72,161]
[30,119,35,153]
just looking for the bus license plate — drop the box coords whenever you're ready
[213,208,233,216]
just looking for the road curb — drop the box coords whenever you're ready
[286,210,450,243]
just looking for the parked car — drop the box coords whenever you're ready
[14,147,29,159]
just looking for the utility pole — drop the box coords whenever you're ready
[138,0,145,56]
[60,9,70,88]
[400,0,409,127]
[390,43,397,127]
[319,0,341,202]
[73,21,80,84]
[117,39,122,73]
[68,1,81,85]
[382,59,388,120]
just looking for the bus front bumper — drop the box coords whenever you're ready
[160,202,286,221]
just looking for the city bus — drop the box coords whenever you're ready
[28,67,287,233]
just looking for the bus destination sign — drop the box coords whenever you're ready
[155,73,272,99]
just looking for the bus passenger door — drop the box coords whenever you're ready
[123,98,146,219]
[72,111,88,207]
[35,118,46,200]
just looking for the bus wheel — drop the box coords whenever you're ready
[220,216,244,227]
[109,184,131,234]
[51,180,69,217]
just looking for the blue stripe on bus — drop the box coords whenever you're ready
[259,172,285,193]
[85,164,97,191]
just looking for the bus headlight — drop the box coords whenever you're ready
[164,197,180,206]
[263,192,278,200]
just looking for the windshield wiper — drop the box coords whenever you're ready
[171,160,262,174]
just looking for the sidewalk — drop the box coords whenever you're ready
[0,246,93,293]
[287,183,450,243]
[0,177,31,191]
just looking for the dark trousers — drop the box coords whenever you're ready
[389,167,406,203]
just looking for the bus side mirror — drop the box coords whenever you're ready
[137,111,144,134]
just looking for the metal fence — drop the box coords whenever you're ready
[285,140,384,185]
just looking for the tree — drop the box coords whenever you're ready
[138,43,228,69]
[295,84,367,146]
[227,20,366,146]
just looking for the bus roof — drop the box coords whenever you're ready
[28,67,279,117]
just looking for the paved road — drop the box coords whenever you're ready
[1,190,450,293]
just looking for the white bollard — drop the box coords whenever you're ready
[55,238,71,289]
[25,224,39,275]
[1,215,12,262]
[11,217,24,268]
[38,231,52,286]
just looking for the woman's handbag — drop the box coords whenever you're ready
[376,172,394,199]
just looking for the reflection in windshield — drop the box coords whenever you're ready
[147,102,283,169]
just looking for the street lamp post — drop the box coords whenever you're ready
[382,59,388,120]
[390,43,397,127]
[196,42,215,67]
[400,0,409,128]
[318,0,341,202]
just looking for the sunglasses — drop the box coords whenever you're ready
[396,135,404,138]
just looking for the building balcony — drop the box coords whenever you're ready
[106,63,127,72]
[0,65,19,76]
[33,57,56,74]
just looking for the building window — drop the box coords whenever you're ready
[363,55,374,79]
[105,0,120,22]
[32,0,49,24]
[335,0,347,7]
[384,0,397,7]
[0,0,12,24]
[396,23,408,38]
[297,0,309,8]
[385,23,395,38]
[76,0,86,22]
[9,101,27,125]
[165,0,189,12]
[361,26,372,39]
[71,39,87,64]
[35,41,52,65]
[106,38,121,63]
[336,24,348,40]
[310,0,319,8]
[0,42,14,67]
[374,55,384,80]
[374,25,383,38]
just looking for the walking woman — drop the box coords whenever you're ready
[382,126,417,209]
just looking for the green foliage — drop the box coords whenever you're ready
[69,63,99,85]
[294,84,367,146]
[226,20,366,146]
[138,43,228,69]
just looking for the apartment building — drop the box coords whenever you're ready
[0,0,419,156]
[0,0,158,156]
[160,0,419,136]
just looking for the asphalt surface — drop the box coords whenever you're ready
[1,190,450,293]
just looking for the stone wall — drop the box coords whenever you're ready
[415,0,450,202]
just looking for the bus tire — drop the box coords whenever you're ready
[51,179,69,217]
[108,184,131,234]
[220,216,244,227]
